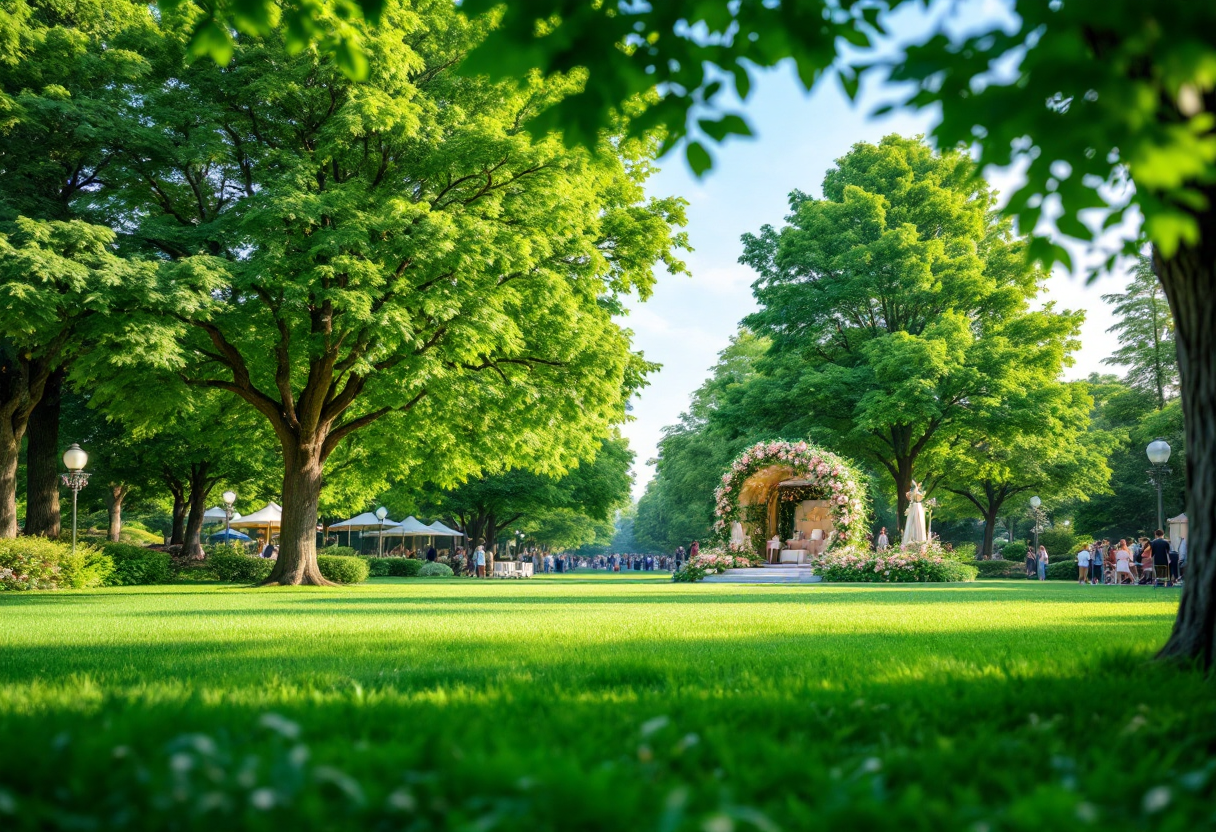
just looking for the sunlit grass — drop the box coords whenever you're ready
[0,576,1209,830]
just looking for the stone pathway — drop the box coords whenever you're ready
[701,565,822,584]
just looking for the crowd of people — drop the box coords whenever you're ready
[1019,529,1185,586]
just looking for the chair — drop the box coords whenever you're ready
[1153,564,1172,586]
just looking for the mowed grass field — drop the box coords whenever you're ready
[0,575,1211,831]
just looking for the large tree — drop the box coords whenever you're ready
[89,1,686,584]
[1102,256,1179,410]
[739,136,1084,524]
[407,434,634,557]
[0,220,152,537]
[941,381,1114,558]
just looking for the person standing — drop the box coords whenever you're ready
[1149,529,1172,587]
[1076,543,1090,584]
[1178,535,1187,582]
[1089,542,1103,585]
[876,527,889,551]
[1114,539,1133,584]
[474,544,486,578]
[1025,546,1037,580]
[689,540,700,560]
[1037,545,1048,581]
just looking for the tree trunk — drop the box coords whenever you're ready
[0,426,18,538]
[981,507,999,559]
[105,484,129,542]
[181,463,213,560]
[893,456,914,537]
[1155,241,1216,667]
[24,368,63,538]
[168,481,186,545]
[264,444,334,586]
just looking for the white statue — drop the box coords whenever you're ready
[730,521,746,548]
[901,480,928,546]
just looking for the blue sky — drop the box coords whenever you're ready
[618,56,1133,500]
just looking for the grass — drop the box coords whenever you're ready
[0,575,1211,830]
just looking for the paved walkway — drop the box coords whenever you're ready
[701,565,822,584]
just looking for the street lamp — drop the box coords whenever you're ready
[60,444,90,557]
[222,490,237,540]
[1146,438,1172,532]
[1028,495,1045,556]
[375,506,388,557]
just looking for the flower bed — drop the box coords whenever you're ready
[812,542,978,583]
[672,547,756,582]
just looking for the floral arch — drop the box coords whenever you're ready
[713,440,869,556]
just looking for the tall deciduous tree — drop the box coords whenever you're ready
[0,220,151,537]
[409,434,634,556]
[92,1,686,584]
[739,136,1084,524]
[1102,256,1179,410]
[941,382,1114,558]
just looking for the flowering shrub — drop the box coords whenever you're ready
[812,541,978,583]
[714,440,869,551]
[672,547,755,582]
[0,537,112,591]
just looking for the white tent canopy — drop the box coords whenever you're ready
[229,502,282,529]
[426,520,463,537]
[203,506,241,521]
[367,516,435,537]
[329,511,396,531]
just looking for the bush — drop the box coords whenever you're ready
[417,562,454,577]
[317,555,369,584]
[1038,527,1079,559]
[102,543,172,586]
[947,542,977,561]
[363,557,423,577]
[321,545,358,558]
[1045,558,1079,581]
[0,537,112,590]
[814,542,978,583]
[970,559,1027,579]
[994,540,1024,560]
[207,546,274,583]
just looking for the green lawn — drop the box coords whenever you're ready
[0,576,1210,831]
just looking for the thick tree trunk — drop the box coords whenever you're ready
[24,369,63,538]
[1156,242,1216,667]
[169,483,186,545]
[0,427,18,538]
[981,507,1000,559]
[264,444,334,586]
[105,484,129,542]
[893,456,914,537]
[181,463,213,559]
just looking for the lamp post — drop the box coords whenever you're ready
[1146,438,1172,532]
[375,506,388,557]
[60,444,90,557]
[222,490,237,541]
[925,497,939,540]
[1029,495,1045,556]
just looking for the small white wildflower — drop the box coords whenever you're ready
[1142,786,1171,814]
[640,716,670,737]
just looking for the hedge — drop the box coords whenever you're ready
[0,537,112,590]
[998,540,1031,560]
[1045,558,1079,581]
[321,545,358,558]
[207,546,274,583]
[363,557,423,577]
[970,559,1028,579]
[418,562,454,577]
[102,543,172,586]
[317,555,369,584]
